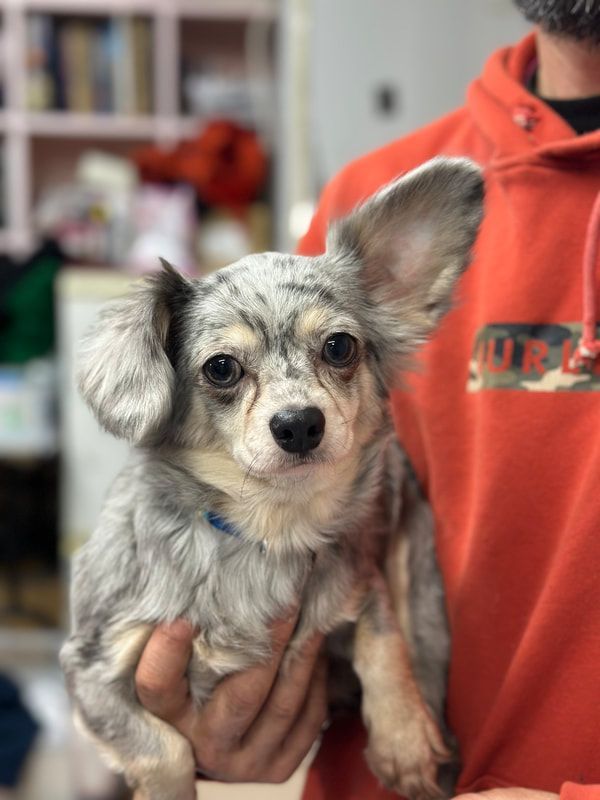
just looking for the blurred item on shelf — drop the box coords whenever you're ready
[197,202,271,273]
[0,139,5,230]
[179,12,276,137]
[127,184,197,276]
[35,182,130,266]
[197,209,252,274]
[26,13,153,115]
[35,150,198,272]
[0,25,6,109]
[76,150,137,193]
[36,150,139,267]
[33,119,271,270]
[134,118,268,211]
[246,201,271,254]
[183,71,272,128]
[0,359,56,458]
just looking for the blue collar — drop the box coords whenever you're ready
[203,510,242,539]
[203,510,268,555]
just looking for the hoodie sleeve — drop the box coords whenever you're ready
[560,784,600,800]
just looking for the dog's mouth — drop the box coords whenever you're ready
[245,451,326,481]
[277,452,322,472]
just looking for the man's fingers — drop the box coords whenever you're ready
[266,652,329,784]
[135,619,195,722]
[241,632,324,753]
[195,612,299,752]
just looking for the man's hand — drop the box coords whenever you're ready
[455,790,558,800]
[135,615,328,784]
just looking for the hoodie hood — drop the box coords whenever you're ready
[469,33,600,363]
[468,33,600,164]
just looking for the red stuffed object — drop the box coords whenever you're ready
[134,120,267,212]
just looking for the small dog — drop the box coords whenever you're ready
[60,157,483,800]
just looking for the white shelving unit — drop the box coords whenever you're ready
[0,0,279,255]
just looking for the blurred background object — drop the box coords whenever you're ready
[0,0,528,797]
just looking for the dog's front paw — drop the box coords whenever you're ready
[126,735,197,800]
[364,703,449,800]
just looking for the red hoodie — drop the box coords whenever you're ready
[298,34,600,800]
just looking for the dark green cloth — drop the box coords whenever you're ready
[0,242,63,364]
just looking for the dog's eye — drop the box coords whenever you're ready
[203,355,243,388]
[322,333,358,368]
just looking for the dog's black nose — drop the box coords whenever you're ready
[269,407,326,454]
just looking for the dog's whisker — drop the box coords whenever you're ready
[340,410,370,427]
[240,454,261,500]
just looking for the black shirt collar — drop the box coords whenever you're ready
[527,71,600,135]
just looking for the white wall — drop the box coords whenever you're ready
[309,0,530,185]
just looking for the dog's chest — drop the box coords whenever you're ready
[192,529,356,634]
[184,512,385,701]
[180,537,358,703]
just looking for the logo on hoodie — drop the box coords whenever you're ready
[467,323,600,392]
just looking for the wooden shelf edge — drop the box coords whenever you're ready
[0,110,202,140]
[4,0,277,20]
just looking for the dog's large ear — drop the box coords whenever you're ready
[77,259,191,444]
[327,157,484,351]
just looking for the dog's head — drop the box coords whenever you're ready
[79,158,483,488]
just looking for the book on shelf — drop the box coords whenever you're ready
[26,13,154,116]
[26,14,56,110]
[61,19,94,112]
[92,20,113,113]
[132,16,152,116]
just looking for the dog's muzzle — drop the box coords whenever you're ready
[269,407,325,454]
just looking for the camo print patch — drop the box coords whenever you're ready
[467,323,600,392]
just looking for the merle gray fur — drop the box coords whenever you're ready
[60,157,484,800]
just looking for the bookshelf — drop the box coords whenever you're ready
[0,0,279,256]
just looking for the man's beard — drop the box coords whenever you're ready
[514,0,600,42]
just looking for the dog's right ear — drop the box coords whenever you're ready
[77,259,191,444]
[326,157,484,355]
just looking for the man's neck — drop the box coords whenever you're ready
[536,28,600,99]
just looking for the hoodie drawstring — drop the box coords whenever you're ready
[573,191,600,367]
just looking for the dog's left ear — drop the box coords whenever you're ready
[327,157,484,350]
[77,259,191,444]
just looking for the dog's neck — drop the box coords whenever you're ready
[171,439,386,557]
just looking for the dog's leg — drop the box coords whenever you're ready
[353,575,448,800]
[73,676,196,800]
[62,630,197,800]
[385,465,451,728]
[385,461,459,796]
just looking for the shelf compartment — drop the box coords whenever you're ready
[12,0,277,20]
